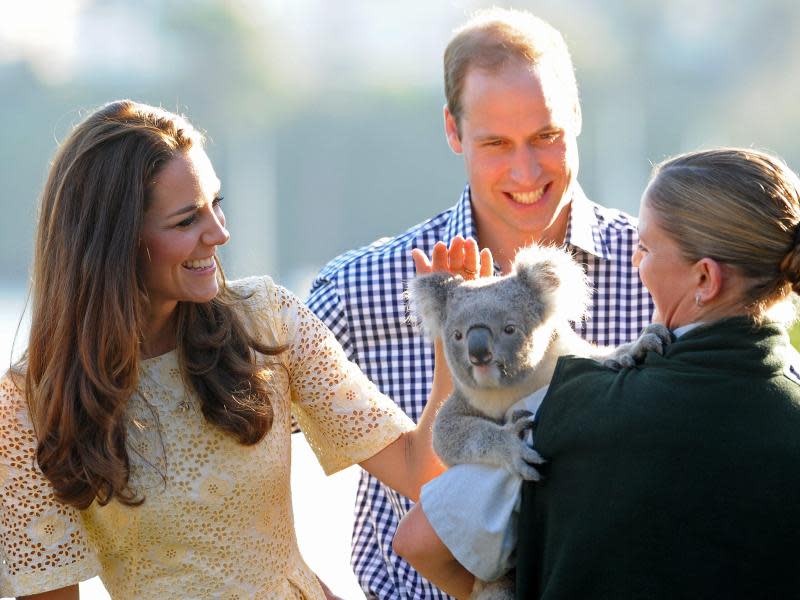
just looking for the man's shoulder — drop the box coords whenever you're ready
[311,206,455,289]
[573,194,641,260]
[588,198,639,235]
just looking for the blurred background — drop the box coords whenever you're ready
[2,0,800,598]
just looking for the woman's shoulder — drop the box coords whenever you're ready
[227,275,301,308]
[227,274,276,300]
[0,367,27,414]
[226,275,306,344]
[0,368,36,458]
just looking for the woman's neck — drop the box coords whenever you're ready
[141,303,178,359]
[669,303,752,332]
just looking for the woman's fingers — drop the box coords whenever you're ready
[412,238,494,278]
[479,247,494,277]
[447,236,465,273]
[462,238,479,280]
[430,241,450,272]
[411,248,433,275]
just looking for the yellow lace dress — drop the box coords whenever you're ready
[0,276,415,598]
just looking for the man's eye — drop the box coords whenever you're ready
[637,243,648,253]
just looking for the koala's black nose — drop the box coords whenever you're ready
[467,326,493,366]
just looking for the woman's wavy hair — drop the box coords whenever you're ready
[24,100,282,509]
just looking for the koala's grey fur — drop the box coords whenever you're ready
[409,244,667,600]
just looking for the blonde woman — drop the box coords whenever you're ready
[396,148,800,600]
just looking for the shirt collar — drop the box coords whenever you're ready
[672,322,707,338]
[444,184,478,243]
[563,185,608,259]
[455,183,610,260]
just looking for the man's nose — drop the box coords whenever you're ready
[509,146,542,185]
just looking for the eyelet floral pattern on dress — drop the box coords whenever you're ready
[1,276,415,598]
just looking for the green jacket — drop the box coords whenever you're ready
[517,317,800,599]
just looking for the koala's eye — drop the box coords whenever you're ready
[504,325,516,335]
[453,330,463,341]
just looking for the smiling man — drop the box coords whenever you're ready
[306,8,653,600]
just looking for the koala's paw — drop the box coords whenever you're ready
[603,323,671,370]
[500,413,544,481]
[470,576,514,600]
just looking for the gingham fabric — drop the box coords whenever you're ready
[306,184,654,600]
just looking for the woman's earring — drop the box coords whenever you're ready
[145,246,152,263]
[695,292,703,307]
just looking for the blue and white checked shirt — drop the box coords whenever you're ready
[306,184,653,600]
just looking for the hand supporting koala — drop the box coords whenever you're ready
[432,393,544,481]
[602,323,672,370]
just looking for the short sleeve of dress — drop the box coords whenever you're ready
[243,277,415,475]
[0,372,101,596]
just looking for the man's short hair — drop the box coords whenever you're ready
[444,8,579,131]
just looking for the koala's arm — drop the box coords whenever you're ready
[553,324,671,369]
[433,392,543,480]
[594,323,672,369]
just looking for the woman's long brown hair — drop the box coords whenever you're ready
[25,100,281,509]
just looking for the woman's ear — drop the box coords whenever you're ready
[693,257,724,305]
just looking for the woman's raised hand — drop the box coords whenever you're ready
[411,236,494,279]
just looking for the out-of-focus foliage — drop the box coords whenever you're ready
[790,323,800,351]
[2,0,800,295]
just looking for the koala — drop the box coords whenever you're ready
[409,244,667,600]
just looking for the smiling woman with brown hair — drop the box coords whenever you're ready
[0,100,448,599]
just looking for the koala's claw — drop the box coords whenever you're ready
[603,323,671,370]
[501,418,545,480]
[510,412,537,435]
[521,444,545,465]
[510,409,534,422]
[514,458,543,481]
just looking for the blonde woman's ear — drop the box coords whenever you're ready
[693,257,725,305]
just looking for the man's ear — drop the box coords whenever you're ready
[693,257,724,305]
[572,101,582,137]
[443,105,463,154]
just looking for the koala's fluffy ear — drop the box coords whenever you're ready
[513,245,590,323]
[408,272,459,338]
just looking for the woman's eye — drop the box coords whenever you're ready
[637,243,648,253]
[212,195,224,207]
[176,214,197,228]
